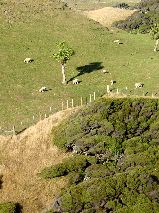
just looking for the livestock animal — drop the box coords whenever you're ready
[39,86,47,92]
[24,58,33,63]
[73,78,79,84]
[135,82,144,88]
[113,40,123,44]
[110,80,116,85]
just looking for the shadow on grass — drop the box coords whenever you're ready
[67,62,104,83]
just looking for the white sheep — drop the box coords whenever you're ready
[135,82,144,88]
[102,69,108,74]
[24,58,33,63]
[113,40,123,44]
[73,78,79,85]
[114,40,120,43]
[110,80,116,85]
[39,86,47,92]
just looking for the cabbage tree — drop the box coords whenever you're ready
[53,42,74,84]
[150,23,159,52]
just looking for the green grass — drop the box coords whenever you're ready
[64,0,139,10]
[0,0,159,133]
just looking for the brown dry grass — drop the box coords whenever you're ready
[0,108,77,213]
[84,7,135,27]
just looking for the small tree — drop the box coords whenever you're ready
[150,23,159,52]
[53,42,74,84]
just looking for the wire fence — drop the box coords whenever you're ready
[0,86,159,136]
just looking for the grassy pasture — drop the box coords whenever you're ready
[0,0,159,132]
[64,0,139,10]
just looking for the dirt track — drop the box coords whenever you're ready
[0,109,76,213]
[84,7,135,27]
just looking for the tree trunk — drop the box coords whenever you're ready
[61,63,66,84]
[154,39,159,52]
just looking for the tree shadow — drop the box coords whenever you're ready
[67,62,104,83]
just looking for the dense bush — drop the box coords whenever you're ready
[43,97,159,212]
[113,0,159,33]
[40,155,90,179]
[114,2,130,9]
[0,202,19,213]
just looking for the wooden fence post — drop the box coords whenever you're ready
[62,102,64,111]
[71,99,74,108]
[89,94,92,103]
[12,125,16,135]
[66,100,69,109]
[107,85,110,94]
[81,97,83,106]
[93,92,96,101]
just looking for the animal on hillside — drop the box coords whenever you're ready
[113,40,123,44]
[135,82,144,88]
[24,58,33,63]
[39,86,48,92]
[102,69,108,74]
[73,78,79,85]
[110,80,116,85]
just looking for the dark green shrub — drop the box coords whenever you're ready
[0,202,18,213]
[47,97,159,212]
[113,0,159,33]
[40,155,89,179]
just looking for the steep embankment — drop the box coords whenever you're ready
[0,109,76,213]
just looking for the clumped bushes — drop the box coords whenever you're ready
[40,155,90,179]
[113,0,159,33]
[43,97,159,212]
[0,202,19,213]
[114,2,130,9]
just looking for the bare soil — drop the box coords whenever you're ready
[84,7,135,27]
[0,109,76,213]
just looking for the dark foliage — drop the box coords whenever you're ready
[114,2,130,9]
[113,0,159,33]
[43,98,159,212]
[0,202,21,213]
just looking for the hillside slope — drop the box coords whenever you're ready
[40,97,159,212]
[1,0,159,133]
[0,109,76,213]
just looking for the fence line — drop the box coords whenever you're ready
[1,87,159,136]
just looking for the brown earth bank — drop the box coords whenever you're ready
[84,7,136,27]
[0,109,77,213]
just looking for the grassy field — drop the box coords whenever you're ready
[0,0,159,133]
[63,0,139,10]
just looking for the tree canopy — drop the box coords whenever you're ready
[53,42,74,64]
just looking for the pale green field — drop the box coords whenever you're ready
[63,0,139,10]
[0,0,158,133]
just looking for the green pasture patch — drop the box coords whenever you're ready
[0,0,159,133]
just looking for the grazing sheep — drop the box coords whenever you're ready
[110,80,116,85]
[24,58,33,63]
[135,82,144,88]
[39,86,47,92]
[113,40,123,44]
[102,69,108,74]
[73,78,79,84]
[114,40,120,43]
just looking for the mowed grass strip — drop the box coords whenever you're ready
[0,0,158,131]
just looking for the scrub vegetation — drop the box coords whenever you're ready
[41,97,159,212]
